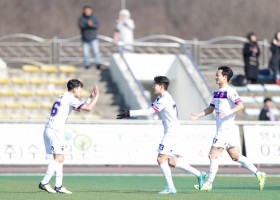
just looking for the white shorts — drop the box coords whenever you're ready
[212,128,239,149]
[157,129,183,157]
[43,127,65,154]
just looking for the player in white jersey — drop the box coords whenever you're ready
[191,66,266,191]
[117,76,206,194]
[38,79,99,194]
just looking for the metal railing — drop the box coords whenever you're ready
[0,33,272,68]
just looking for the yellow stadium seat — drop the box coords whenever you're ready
[41,102,53,109]
[48,78,66,85]
[5,102,21,109]
[81,90,90,97]
[59,65,77,74]
[0,90,16,96]
[53,89,65,96]
[36,90,52,97]
[30,77,45,85]
[41,65,58,73]
[22,65,40,73]
[83,113,102,120]
[11,77,28,85]
[18,90,33,97]
[0,78,9,85]
[23,102,41,109]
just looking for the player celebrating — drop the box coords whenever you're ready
[191,66,266,191]
[117,76,206,194]
[38,79,99,194]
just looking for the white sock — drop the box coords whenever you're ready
[41,160,58,185]
[237,155,259,177]
[55,163,63,187]
[175,158,201,177]
[207,159,219,183]
[159,161,175,190]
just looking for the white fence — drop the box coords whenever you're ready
[0,120,279,166]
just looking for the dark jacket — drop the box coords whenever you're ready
[243,42,260,80]
[78,14,99,42]
[259,107,271,121]
[269,40,280,75]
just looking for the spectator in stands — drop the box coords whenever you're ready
[243,32,260,84]
[78,5,101,70]
[113,9,135,52]
[269,31,280,83]
[259,97,275,121]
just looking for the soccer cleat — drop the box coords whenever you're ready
[158,187,177,194]
[197,171,207,190]
[54,186,72,194]
[38,182,57,194]
[257,172,266,190]
[194,181,212,191]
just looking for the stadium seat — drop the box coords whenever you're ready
[0,77,9,85]
[40,65,58,73]
[59,65,77,74]
[36,90,52,97]
[0,90,16,96]
[11,77,28,85]
[5,102,21,109]
[81,90,90,97]
[231,85,248,92]
[271,108,280,116]
[48,78,66,85]
[263,84,280,92]
[23,102,41,109]
[83,113,102,120]
[254,96,264,104]
[18,89,33,97]
[247,84,264,92]
[244,108,260,116]
[241,96,255,104]
[41,102,53,109]
[30,77,45,85]
[272,96,280,104]
[22,65,40,73]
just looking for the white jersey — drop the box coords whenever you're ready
[151,91,180,132]
[45,92,84,131]
[210,85,242,130]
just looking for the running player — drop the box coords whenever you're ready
[117,76,206,194]
[191,66,266,191]
[38,79,99,194]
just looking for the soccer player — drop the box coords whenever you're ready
[117,76,206,194]
[191,66,266,191]
[38,79,99,194]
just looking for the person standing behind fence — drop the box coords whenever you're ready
[243,32,260,84]
[269,31,280,84]
[259,97,275,121]
[78,5,101,70]
[113,9,135,52]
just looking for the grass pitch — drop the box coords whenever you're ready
[0,175,279,200]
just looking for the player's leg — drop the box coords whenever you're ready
[53,154,72,194]
[39,128,57,193]
[195,146,223,191]
[169,156,206,190]
[157,153,176,194]
[227,147,266,190]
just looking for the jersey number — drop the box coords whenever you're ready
[50,101,61,116]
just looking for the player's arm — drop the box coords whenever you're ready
[190,105,214,120]
[80,85,99,111]
[117,107,155,119]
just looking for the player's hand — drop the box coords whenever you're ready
[91,84,99,97]
[190,113,199,120]
[117,109,130,119]
[87,20,93,27]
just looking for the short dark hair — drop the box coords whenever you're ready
[67,79,83,91]
[218,66,233,82]
[154,76,170,90]
[83,5,92,12]
[264,97,272,103]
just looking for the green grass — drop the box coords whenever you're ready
[0,175,279,200]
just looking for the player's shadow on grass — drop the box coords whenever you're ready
[74,189,159,194]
